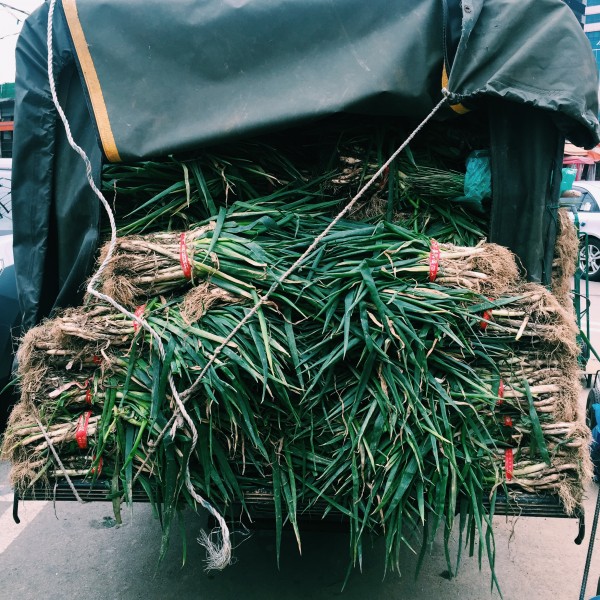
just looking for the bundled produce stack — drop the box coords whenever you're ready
[552,208,580,309]
[1,126,590,579]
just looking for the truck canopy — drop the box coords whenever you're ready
[11,0,600,329]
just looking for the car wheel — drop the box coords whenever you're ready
[580,238,600,281]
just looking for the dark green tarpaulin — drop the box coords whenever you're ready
[447,0,599,148]
[12,2,101,331]
[11,0,600,329]
[61,0,600,161]
[63,0,449,162]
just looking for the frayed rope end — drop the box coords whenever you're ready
[197,526,232,571]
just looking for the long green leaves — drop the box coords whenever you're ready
[4,131,584,593]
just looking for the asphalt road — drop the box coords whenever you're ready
[2,283,600,600]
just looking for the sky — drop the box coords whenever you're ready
[0,1,44,84]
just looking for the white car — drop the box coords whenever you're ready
[568,180,600,281]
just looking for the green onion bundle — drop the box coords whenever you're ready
[4,287,504,577]
[2,128,588,588]
[102,129,487,246]
[98,206,512,310]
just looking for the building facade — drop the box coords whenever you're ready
[585,0,600,72]
[0,83,14,159]
[568,0,588,25]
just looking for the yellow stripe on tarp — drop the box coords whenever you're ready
[441,65,470,115]
[62,0,121,162]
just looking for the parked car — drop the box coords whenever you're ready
[0,158,20,431]
[564,180,600,281]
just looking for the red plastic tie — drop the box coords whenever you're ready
[480,299,494,331]
[85,385,93,405]
[497,379,504,406]
[179,232,192,279]
[503,415,513,427]
[133,304,146,333]
[90,456,103,476]
[505,448,514,481]
[428,240,440,282]
[378,165,390,191]
[92,355,102,365]
[75,411,92,450]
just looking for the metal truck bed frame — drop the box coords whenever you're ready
[13,479,583,523]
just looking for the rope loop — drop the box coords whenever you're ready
[46,0,448,568]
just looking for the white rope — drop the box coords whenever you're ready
[135,89,450,554]
[46,0,230,569]
[134,92,450,480]
[32,413,84,503]
[46,0,448,570]
[180,92,450,402]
